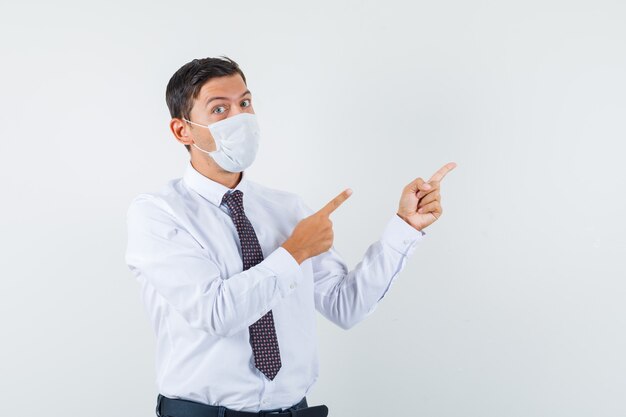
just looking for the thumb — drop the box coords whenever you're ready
[406,177,431,193]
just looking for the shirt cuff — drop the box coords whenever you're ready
[260,246,304,298]
[380,214,426,256]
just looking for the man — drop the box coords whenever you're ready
[125,56,456,417]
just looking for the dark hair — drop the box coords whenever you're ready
[166,56,247,152]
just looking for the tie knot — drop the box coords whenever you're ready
[222,189,245,217]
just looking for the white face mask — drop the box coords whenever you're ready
[183,113,260,173]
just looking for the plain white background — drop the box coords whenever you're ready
[1,1,625,416]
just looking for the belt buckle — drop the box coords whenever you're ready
[259,409,282,416]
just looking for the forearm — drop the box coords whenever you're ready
[314,213,425,329]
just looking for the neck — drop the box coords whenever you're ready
[190,153,242,189]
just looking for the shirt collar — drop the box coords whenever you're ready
[183,161,250,207]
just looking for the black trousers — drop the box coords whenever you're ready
[156,394,328,417]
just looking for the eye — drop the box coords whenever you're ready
[241,99,251,108]
[212,105,227,114]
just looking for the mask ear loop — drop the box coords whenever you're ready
[182,118,206,128]
[182,118,221,152]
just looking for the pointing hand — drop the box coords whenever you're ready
[282,189,353,264]
[397,162,457,231]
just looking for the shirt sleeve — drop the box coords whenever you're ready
[125,194,303,338]
[297,197,425,330]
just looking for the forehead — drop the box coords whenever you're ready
[197,73,248,102]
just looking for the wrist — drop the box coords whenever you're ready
[281,241,308,264]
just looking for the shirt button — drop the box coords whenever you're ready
[403,239,410,244]
[290,282,296,289]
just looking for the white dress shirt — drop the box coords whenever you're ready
[125,161,425,412]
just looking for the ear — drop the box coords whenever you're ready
[170,118,193,147]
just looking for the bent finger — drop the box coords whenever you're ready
[417,201,440,214]
[417,185,439,200]
[418,191,440,207]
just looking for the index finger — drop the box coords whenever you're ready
[429,162,457,183]
[318,188,353,217]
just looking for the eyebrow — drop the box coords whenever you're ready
[205,90,251,107]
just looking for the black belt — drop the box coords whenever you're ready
[156,394,328,417]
